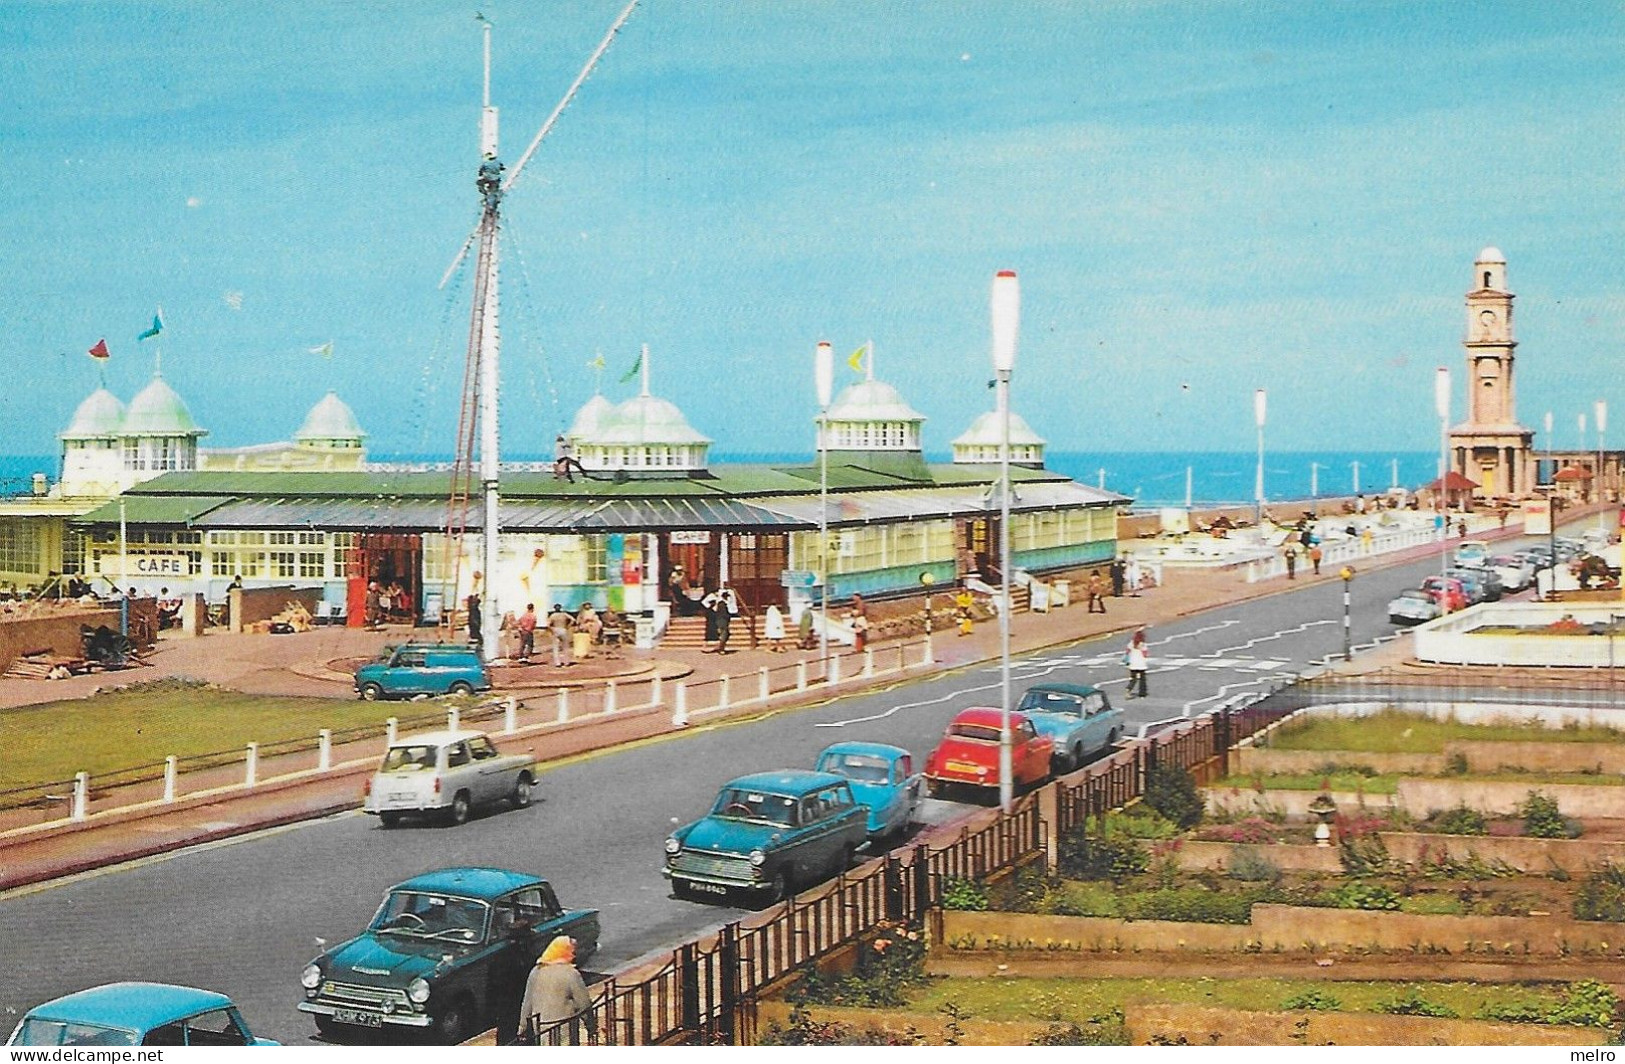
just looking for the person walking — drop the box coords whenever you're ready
[466,592,482,647]
[547,603,574,666]
[1284,545,1298,580]
[1109,557,1126,597]
[516,603,538,662]
[667,564,692,616]
[1086,571,1107,613]
[1308,543,1323,576]
[954,587,975,636]
[714,584,739,654]
[796,604,815,650]
[700,588,721,652]
[517,935,595,1045]
[1125,627,1149,699]
[1125,556,1142,597]
[850,608,870,652]
[763,603,786,651]
[364,581,383,630]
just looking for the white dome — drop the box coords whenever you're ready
[295,392,365,442]
[61,388,125,439]
[594,395,711,446]
[951,410,1046,448]
[1476,246,1506,264]
[825,380,926,424]
[123,375,205,437]
[566,394,616,441]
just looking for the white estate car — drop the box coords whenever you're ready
[362,730,535,828]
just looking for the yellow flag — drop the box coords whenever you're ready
[847,343,867,373]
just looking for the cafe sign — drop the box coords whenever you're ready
[98,554,190,577]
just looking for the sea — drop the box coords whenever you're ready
[0,450,1440,509]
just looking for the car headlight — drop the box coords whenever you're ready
[665,837,681,854]
[749,849,766,867]
[407,978,431,1005]
[301,964,322,990]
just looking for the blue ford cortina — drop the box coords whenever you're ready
[1016,682,1125,774]
[814,742,921,845]
[7,982,278,1046]
[665,770,869,904]
[299,867,599,1044]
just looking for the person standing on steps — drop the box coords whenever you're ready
[1125,627,1149,699]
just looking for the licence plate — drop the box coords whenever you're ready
[945,760,982,774]
[333,1009,384,1028]
[389,792,416,802]
[689,881,730,895]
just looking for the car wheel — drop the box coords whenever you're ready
[511,774,532,809]
[447,790,472,826]
[360,683,383,702]
[378,811,401,829]
[448,681,474,696]
[437,995,476,1045]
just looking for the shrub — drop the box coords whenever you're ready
[1196,817,1280,845]
[1144,762,1205,829]
[1443,751,1470,775]
[1373,986,1458,1018]
[1281,988,1343,1012]
[1123,887,1255,924]
[941,877,990,911]
[1028,1009,1130,1046]
[791,925,928,1008]
[1478,981,1619,1028]
[1428,803,1488,836]
[1106,806,1181,839]
[1311,759,1380,778]
[1338,833,1391,876]
[1057,833,1149,882]
[1227,847,1282,884]
[760,1006,923,1046]
[1521,790,1581,839]
[1573,863,1625,923]
[1332,881,1401,911]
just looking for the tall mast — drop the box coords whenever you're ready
[476,16,502,661]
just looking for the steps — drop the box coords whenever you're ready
[661,616,711,649]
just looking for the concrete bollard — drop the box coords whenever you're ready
[447,706,460,733]
[829,654,841,685]
[672,682,689,727]
[556,689,570,724]
[71,771,89,822]
[758,667,770,703]
[605,681,618,714]
[796,661,807,691]
[386,717,398,747]
[504,696,518,735]
[245,742,259,788]
[863,648,875,677]
[318,729,332,772]
[922,637,935,666]
[163,756,178,802]
[651,673,663,706]
[719,675,731,711]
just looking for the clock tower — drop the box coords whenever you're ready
[1449,247,1533,497]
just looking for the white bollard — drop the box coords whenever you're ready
[504,696,518,735]
[163,756,177,802]
[447,706,460,733]
[386,717,398,747]
[556,689,570,724]
[605,681,618,714]
[922,637,935,666]
[672,682,689,727]
[796,661,807,691]
[829,654,842,685]
[719,675,731,711]
[651,673,663,706]
[863,648,875,677]
[245,742,259,788]
[71,771,89,822]
[318,729,332,772]
[758,667,770,703]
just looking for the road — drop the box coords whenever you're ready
[0,533,1549,1044]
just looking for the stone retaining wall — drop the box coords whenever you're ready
[1396,778,1625,818]
[1207,787,1397,819]
[1173,840,1343,873]
[1381,831,1625,872]
[0,606,139,672]
[1124,1002,1603,1047]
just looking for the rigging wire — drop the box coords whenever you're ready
[410,229,476,459]
[501,220,564,448]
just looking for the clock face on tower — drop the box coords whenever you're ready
[1479,309,1497,337]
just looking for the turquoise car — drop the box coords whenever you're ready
[355,643,491,701]
[7,982,278,1046]
[665,770,869,904]
[1016,682,1124,774]
[814,742,921,845]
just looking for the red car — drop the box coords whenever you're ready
[1420,575,1467,613]
[924,707,1052,799]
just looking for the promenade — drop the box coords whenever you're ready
[0,507,1563,892]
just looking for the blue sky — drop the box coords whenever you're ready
[2,1,1621,460]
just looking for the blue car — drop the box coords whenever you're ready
[665,770,869,904]
[814,742,921,845]
[355,643,491,701]
[7,982,278,1046]
[1015,682,1124,774]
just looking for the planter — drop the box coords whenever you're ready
[1173,840,1343,873]
[1380,831,1625,873]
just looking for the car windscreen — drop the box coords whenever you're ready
[711,788,798,826]
[948,723,1002,742]
[816,753,891,783]
[381,745,437,772]
[1016,690,1084,716]
[13,1019,138,1046]
[370,891,489,942]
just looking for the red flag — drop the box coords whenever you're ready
[88,338,110,360]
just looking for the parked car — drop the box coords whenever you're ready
[8,982,278,1047]
[1014,682,1124,774]
[1452,540,1491,568]
[664,770,869,904]
[355,643,491,701]
[814,742,921,846]
[299,867,598,1043]
[1420,575,1468,613]
[363,729,534,827]
[1486,554,1536,592]
[1387,588,1442,626]
[924,707,1052,800]
[1446,566,1502,602]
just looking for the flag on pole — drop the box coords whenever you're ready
[587,353,606,371]
[619,349,643,384]
[88,339,110,361]
[308,341,334,359]
[847,342,868,373]
[137,311,164,342]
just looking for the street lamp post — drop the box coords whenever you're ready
[920,571,935,636]
[815,341,833,674]
[1340,565,1355,662]
[991,269,1019,813]
[1254,389,1267,525]
[1435,367,1451,574]
[1545,411,1556,599]
[1596,400,1608,534]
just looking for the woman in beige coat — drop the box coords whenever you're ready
[519,935,594,1043]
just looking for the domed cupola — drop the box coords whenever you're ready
[61,388,125,442]
[57,387,127,496]
[820,345,926,453]
[295,391,366,450]
[574,346,711,475]
[952,409,1046,468]
[119,371,206,474]
[565,393,615,443]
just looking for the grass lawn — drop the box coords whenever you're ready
[903,977,1574,1025]
[1266,709,1623,754]
[0,680,422,789]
